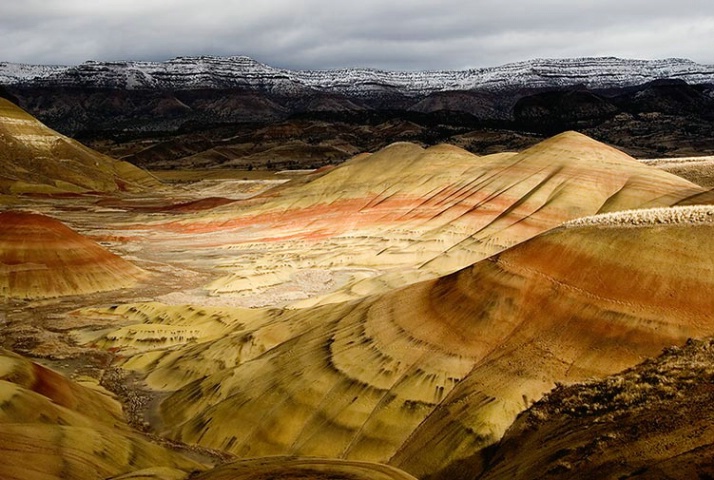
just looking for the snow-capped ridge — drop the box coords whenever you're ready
[1,55,713,94]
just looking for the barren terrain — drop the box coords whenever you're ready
[2,98,714,479]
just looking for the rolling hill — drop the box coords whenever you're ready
[0,211,147,298]
[141,131,704,307]
[0,97,160,194]
[84,203,714,478]
[2,125,714,479]
[0,349,203,480]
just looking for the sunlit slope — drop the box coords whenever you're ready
[156,132,704,304]
[123,206,714,477]
[478,337,714,480]
[0,98,160,193]
[0,349,204,480]
[0,211,147,298]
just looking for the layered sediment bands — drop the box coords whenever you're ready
[390,213,714,478]
[194,457,418,480]
[156,132,703,304]
[0,98,160,194]
[478,338,714,480]
[0,349,204,480]
[144,209,714,477]
[0,211,146,298]
[82,302,278,390]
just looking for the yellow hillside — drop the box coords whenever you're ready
[0,349,204,480]
[0,98,160,194]
[4,127,714,479]
[193,457,417,480]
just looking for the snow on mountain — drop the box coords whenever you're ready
[0,62,68,85]
[1,56,713,95]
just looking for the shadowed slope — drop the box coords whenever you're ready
[150,132,704,306]
[0,349,204,480]
[478,337,714,480]
[194,457,417,480]
[0,98,160,194]
[108,206,714,478]
[675,187,714,207]
[0,211,146,298]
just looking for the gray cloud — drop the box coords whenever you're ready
[1,0,713,70]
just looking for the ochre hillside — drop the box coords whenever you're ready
[390,206,714,477]
[146,132,704,306]
[0,349,204,480]
[0,211,147,298]
[0,98,160,194]
[89,206,714,479]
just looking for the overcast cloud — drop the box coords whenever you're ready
[1,0,713,70]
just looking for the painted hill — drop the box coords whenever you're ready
[147,131,704,306]
[0,97,160,194]
[389,206,714,478]
[3,129,707,477]
[478,337,714,480]
[0,211,147,298]
[0,349,203,480]
[85,205,714,479]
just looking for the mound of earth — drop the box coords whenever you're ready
[0,98,160,194]
[644,155,714,188]
[390,205,714,477]
[146,131,704,306]
[0,211,147,298]
[0,349,203,480]
[194,457,417,480]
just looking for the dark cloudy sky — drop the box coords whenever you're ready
[2,0,713,70]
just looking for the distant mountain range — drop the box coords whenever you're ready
[2,55,714,93]
[1,55,713,166]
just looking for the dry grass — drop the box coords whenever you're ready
[529,338,714,422]
[640,156,714,166]
[640,157,714,188]
[563,205,714,228]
